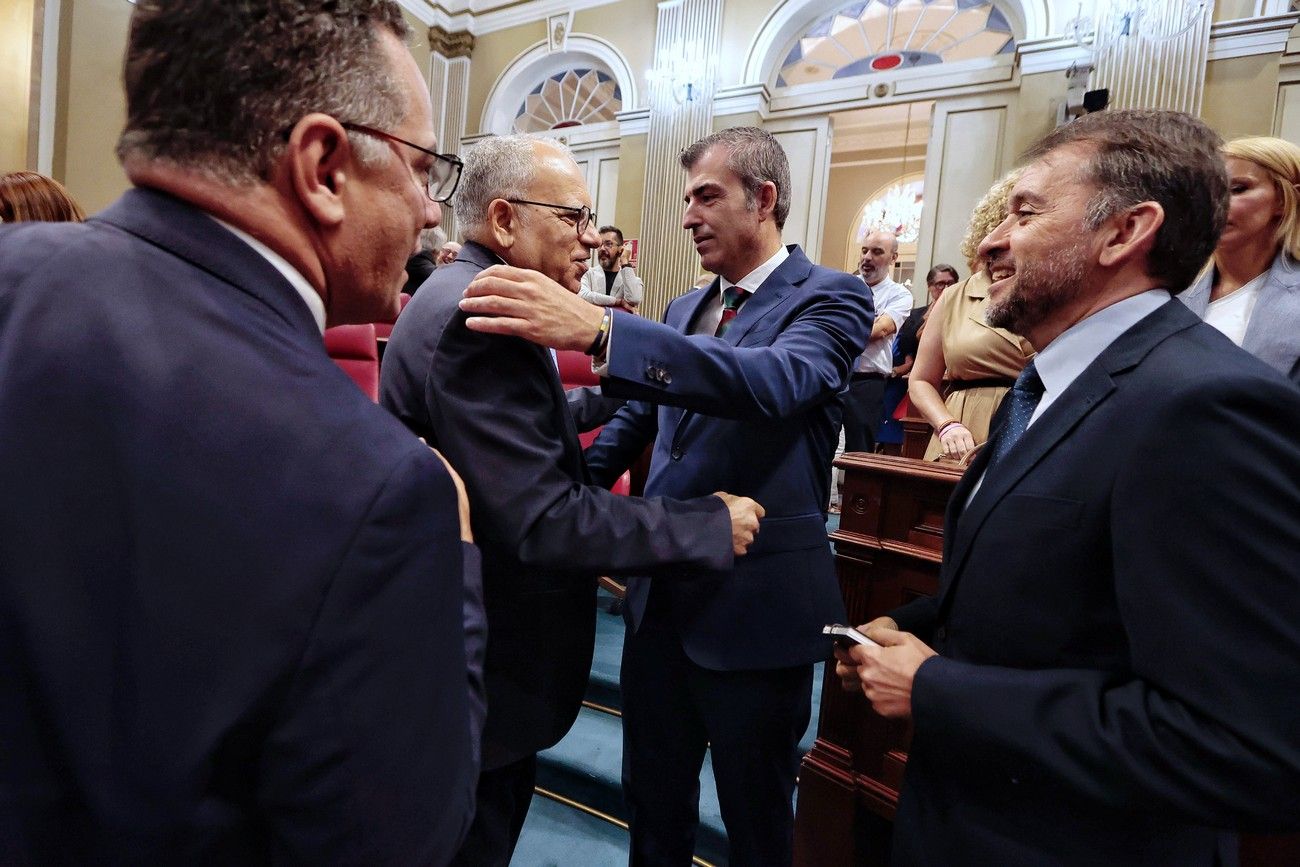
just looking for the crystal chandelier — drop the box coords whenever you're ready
[1065,0,1209,59]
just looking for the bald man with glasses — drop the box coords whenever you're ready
[381,134,762,866]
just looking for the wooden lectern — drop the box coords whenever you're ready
[794,451,1300,866]
[795,452,960,866]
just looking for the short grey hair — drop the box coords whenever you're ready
[455,134,574,238]
[680,127,791,229]
[116,0,411,185]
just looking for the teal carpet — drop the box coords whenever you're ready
[514,516,837,866]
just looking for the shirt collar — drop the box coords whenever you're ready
[211,216,327,334]
[1033,289,1170,403]
[719,244,789,297]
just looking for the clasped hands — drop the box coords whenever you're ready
[833,617,937,719]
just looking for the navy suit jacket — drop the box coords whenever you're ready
[380,241,732,770]
[0,189,482,864]
[586,245,875,670]
[890,300,1300,865]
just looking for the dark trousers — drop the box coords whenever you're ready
[843,375,887,453]
[449,754,537,867]
[621,610,813,867]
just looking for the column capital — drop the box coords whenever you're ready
[428,26,474,59]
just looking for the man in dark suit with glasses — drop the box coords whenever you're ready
[381,133,762,866]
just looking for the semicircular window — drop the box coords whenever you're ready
[514,68,623,133]
[778,0,1015,88]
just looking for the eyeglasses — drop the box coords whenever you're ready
[341,122,463,203]
[506,199,596,235]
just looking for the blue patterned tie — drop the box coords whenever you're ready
[989,361,1045,466]
[715,286,749,337]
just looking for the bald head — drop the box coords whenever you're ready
[859,230,899,285]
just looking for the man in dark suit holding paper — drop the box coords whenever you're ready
[458,127,875,866]
[837,110,1300,865]
[0,2,483,862]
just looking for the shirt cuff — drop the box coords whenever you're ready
[591,312,614,376]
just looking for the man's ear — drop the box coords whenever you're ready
[486,198,517,249]
[1098,200,1164,270]
[284,113,352,229]
[756,181,778,222]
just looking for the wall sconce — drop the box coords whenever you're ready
[647,40,713,111]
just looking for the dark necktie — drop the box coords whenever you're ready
[716,285,749,337]
[988,361,1045,466]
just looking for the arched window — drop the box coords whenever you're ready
[777,0,1015,88]
[513,68,622,133]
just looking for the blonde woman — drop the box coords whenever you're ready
[908,170,1034,460]
[1181,136,1300,383]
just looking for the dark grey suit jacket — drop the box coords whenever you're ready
[380,240,732,770]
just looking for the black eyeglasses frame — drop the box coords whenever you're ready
[505,198,596,235]
[340,121,463,203]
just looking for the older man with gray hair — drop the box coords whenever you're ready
[381,134,762,866]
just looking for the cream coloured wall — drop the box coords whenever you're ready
[718,0,772,88]
[58,0,129,215]
[465,21,546,134]
[1213,0,1258,23]
[613,132,646,240]
[1203,53,1283,140]
[572,3,656,110]
[1,0,35,172]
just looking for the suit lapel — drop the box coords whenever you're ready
[672,248,808,446]
[939,300,1199,611]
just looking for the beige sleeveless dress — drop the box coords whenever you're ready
[923,271,1035,461]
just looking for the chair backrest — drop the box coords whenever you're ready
[555,349,599,389]
[554,349,630,493]
[324,322,379,402]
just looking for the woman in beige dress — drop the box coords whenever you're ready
[909,170,1034,460]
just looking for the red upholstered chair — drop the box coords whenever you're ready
[554,349,630,495]
[324,322,379,402]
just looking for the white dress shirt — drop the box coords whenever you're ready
[854,276,914,374]
[691,244,791,336]
[966,289,1171,506]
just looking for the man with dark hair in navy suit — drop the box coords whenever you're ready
[459,126,875,866]
[837,110,1300,865]
[0,1,483,863]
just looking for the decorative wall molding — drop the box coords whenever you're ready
[615,107,650,137]
[713,83,771,119]
[479,34,638,134]
[428,26,475,58]
[764,56,1017,118]
[1207,14,1300,62]
[408,0,620,37]
[741,0,1048,88]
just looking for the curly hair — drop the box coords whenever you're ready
[959,168,1022,273]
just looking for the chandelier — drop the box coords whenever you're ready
[860,180,924,245]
